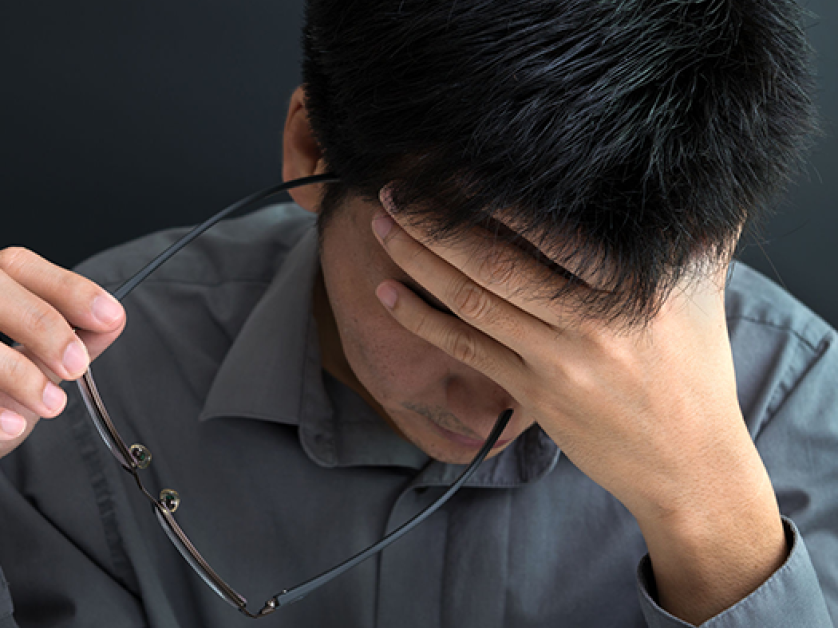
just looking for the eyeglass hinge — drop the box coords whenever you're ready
[255,597,278,617]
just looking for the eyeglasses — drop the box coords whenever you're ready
[75,173,514,618]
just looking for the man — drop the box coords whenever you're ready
[0,0,835,626]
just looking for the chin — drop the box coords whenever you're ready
[414,437,512,465]
[394,412,515,465]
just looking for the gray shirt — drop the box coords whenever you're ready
[0,204,835,627]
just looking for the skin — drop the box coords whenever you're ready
[0,86,788,626]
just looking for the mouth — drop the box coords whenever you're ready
[426,417,513,449]
[401,401,515,450]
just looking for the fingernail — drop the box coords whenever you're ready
[43,381,66,413]
[376,284,398,310]
[378,186,396,213]
[63,339,89,377]
[373,212,395,240]
[92,294,123,326]
[0,411,27,439]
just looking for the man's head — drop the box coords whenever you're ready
[299,0,820,324]
[283,0,821,462]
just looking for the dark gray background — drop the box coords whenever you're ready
[1,1,836,328]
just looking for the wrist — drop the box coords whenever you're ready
[637,474,788,625]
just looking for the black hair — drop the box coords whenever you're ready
[301,0,821,327]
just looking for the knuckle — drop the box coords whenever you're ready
[52,267,77,293]
[575,316,606,338]
[0,351,25,384]
[0,247,31,274]
[519,377,544,408]
[562,360,598,394]
[452,281,494,322]
[448,328,481,365]
[20,301,62,341]
[54,266,91,298]
[411,311,431,339]
[0,348,38,393]
[477,253,515,286]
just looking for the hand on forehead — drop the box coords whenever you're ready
[375,183,730,335]
[377,186,611,313]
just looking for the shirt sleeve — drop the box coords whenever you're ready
[636,326,838,627]
[635,517,833,627]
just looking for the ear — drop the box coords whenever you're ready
[283,86,328,213]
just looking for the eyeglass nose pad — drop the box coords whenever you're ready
[129,443,152,469]
[159,489,181,513]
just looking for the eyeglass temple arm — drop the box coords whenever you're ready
[100,173,510,617]
[111,173,340,302]
[262,408,514,610]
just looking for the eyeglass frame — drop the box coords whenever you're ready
[74,173,514,618]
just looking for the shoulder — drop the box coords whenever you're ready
[72,202,317,374]
[725,261,833,353]
[725,261,836,433]
[74,202,316,291]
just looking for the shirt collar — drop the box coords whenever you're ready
[199,224,329,428]
[198,222,427,470]
[199,213,560,487]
